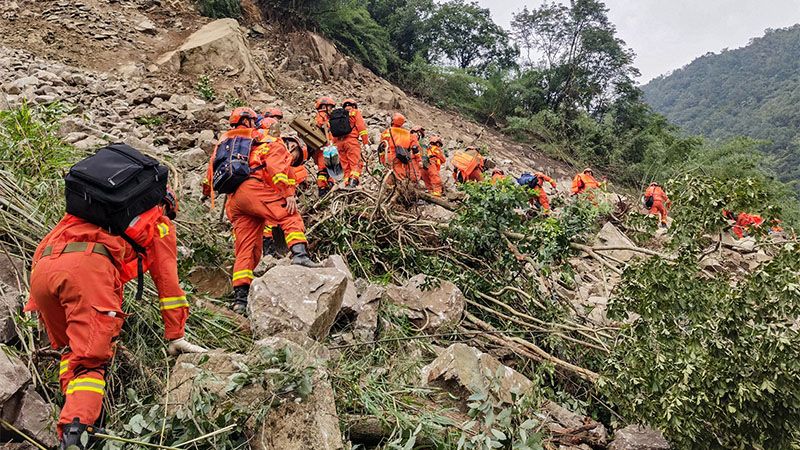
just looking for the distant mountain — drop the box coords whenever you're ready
[642,25,800,186]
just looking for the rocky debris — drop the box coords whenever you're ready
[421,343,532,405]
[542,401,608,447]
[197,129,217,154]
[0,293,20,343]
[0,349,30,404]
[418,203,456,222]
[609,425,670,450]
[175,147,207,169]
[168,351,249,415]
[385,274,464,331]
[288,32,354,82]
[248,265,347,340]
[157,19,266,85]
[595,222,638,263]
[0,386,58,448]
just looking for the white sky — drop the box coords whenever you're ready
[475,0,800,83]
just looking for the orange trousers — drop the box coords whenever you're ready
[421,164,443,196]
[227,180,307,287]
[335,138,363,182]
[30,251,124,436]
[649,201,668,225]
[456,168,483,183]
[392,158,423,183]
[531,189,551,211]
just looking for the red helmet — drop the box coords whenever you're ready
[429,135,443,146]
[411,126,425,137]
[391,113,406,127]
[342,98,358,109]
[315,97,336,110]
[163,187,178,220]
[229,107,257,126]
[260,117,281,137]
[264,108,284,120]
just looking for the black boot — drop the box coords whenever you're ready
[348,178,359,188]
[262,237,276,257]
[231,285,249,315]
[60,418,89,450]
[291,243,321,268]
[318,186,330,197]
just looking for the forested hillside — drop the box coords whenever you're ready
[642,25,800,189]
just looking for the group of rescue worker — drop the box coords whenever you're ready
[26,96,780,450]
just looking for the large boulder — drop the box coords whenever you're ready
[288,32,353,81]
[324,256,382,341]
[157,19,265,85]
[609,425,670,450]
[421,343,532,405]
[0,386,58,447]
[594,222,638,263]
[248,265,347,340]
[385,274,464,331]
[0,348,30,404]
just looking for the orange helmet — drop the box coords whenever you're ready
[315,96,336,110]
[264,108,284,120]
[391,113,406,127]
[260,117,281,137]
[429,135,443,146]
[411,126,425,137]
[342,98,358,108]
[229,107,257,126]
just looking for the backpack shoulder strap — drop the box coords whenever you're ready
[119,233,147,301]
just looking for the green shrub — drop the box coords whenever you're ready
[196,0,241,18]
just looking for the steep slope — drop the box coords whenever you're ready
[642,25,800,185]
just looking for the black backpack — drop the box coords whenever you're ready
[328,108,353,138]
[644,195,654,209]
[65,143,168,299]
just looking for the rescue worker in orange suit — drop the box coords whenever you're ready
[571,168,601,196]
[644,182,671,228]
[410,126,429,185]
[452,146,485,183]
[26,190,206,449]
[490,169,506,184]
[421,134,446,196]
[722,210,765,239]
[208,109,320,314]
[380,113,421,182]
[313,97,336,196]
[259,109,284,255]
[532,172,558,212]
[333,98,369,187]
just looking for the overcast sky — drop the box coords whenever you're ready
[476,0,800,83]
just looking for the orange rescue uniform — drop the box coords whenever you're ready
[313,111,335,190]
[332,108,369,183]
[381,126,422,182]
[421,144,446,196]
[644,184,671,225]
[452,150,485,183]
[732,213,764,239]
[210,128,307,288]
[571,172,601,195]
[532,172,557,211]
[26,209,187,436]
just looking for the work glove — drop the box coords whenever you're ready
[168,337,208,356]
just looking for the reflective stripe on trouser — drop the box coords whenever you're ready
[263,224,273,238]
[160,296,189,311]
[421,164,443,196]
[335,139,363,181]
[29,250,123,436]
[227,181,308,287]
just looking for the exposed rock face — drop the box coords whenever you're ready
[0,386,58,447]
[157,19,266,85]
[248,265,347,340]
[288,32,353,82]
[421,343,532,405]
[609,425,670,450]
[385,274,464,331]
[0,349,30,404]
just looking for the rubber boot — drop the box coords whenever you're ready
[60,418,89,450]
[262,237,276,257]
[231,285,249,315]
[291,243,322,268]
[348,178,359,188]
[318,186,330,197]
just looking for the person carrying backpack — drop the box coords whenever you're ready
[421,134,446,196]
[644,182,671,228]
[312,97,337,196]
[27,145,206,450]
[331,98,369,188]
[528,171,558,213]
[571,168,601,196]
[452,146,485,183]
[206,109,320,314]
[380,113,420,183]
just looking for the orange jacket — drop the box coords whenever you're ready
[249,134,298,201]
[427,145,446,168]
[571,173,600,194]
[644,185,671,207]
[732,213,764,238]
[535,172,557,188]
[333,109,369,145]
[26,209,183,311]
[315,111,333,143]
[380,127,413,163]
[490,173,506,185]
[452,150,484,179]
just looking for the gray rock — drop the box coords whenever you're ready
[3,76,39,95]
[0,386,58,447]
[248,266,347,341]
[176,147,207,169]
[197,129,216,154]
[385,274,464,331]
[595,222,638,263]
[0,348,31,404]
[135,18,158,35]
[72,135,108,151]
[609,425,670,450]
[0,293,20,343]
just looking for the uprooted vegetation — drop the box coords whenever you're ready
[1,99,800,450]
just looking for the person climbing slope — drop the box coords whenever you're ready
[421,134,446,196]
[571,168,601,196]
[644,182,671,228]
[331,98,369,187]
[452,146,485,183]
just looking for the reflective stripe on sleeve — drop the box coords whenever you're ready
[157,223,170,238]
[59,359,70,375]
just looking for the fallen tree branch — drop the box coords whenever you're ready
[569,243,623,275]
